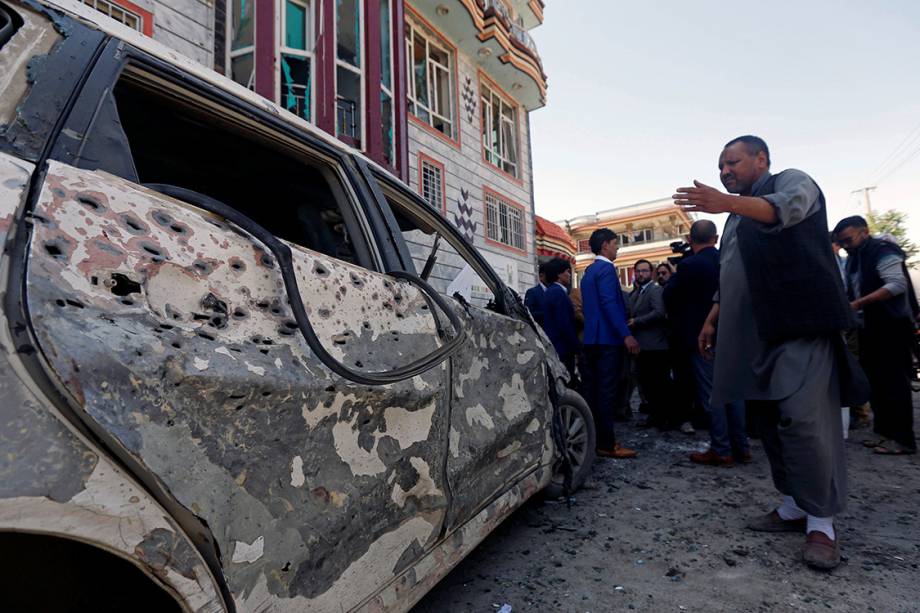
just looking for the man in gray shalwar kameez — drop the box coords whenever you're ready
[673,136,859,571]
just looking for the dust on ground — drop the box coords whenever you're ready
[412,394,919,613]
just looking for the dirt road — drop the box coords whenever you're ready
[412,395,919,613]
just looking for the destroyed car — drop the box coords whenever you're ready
[0,0,595,610]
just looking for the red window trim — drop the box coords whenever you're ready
[417,152,447,215]
[405,5,461,151]
[482,186,527,255]
[478,69,524,186]
[95,0,154,36]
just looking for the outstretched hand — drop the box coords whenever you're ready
[673,181,734,214]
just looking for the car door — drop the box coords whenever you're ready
[20,44,456,611]
[369,177,556,532]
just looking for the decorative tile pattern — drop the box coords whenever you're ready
[462,76,477,125]
[453,188,477,243]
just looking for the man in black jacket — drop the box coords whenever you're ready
[524,263,548,327]
[664,220,750,466]
[833,215,917,455]
[674,135,859,570]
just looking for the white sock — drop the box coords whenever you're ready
[776,495,806,521]
[807,515,835,540]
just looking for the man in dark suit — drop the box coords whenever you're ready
[664,219,750,466]
[542,258,579,380]
[580,228,639,459]
[628,259,677,430]
[524,263,548,327]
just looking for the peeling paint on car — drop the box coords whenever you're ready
[23,162,455,606]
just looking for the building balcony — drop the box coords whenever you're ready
[407,0,547,110]
[508,0,544,29]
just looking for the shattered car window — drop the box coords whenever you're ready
[380,189,497,309]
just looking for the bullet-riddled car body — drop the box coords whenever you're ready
[0,1,595,610]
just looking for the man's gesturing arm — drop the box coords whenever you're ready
[673,181,777,224]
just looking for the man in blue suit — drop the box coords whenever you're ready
[580,228,640,459]
[542,258,579,380]
[523,263,548,327]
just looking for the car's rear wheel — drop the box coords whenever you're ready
[545,389,595,498]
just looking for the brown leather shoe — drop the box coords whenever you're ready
[803,530,840,570]
[689,448,734,467]
[597,444,637,459]
[734,451,754,464]
[746,510,806,533]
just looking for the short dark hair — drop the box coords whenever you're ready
[633,259,653,272]
[538,262,549,276]
[657,262,673,273]
[689,219,718,245]
[724,135,771,168]
[832,215,869,236]
[544,258,571,284]
[589,228,617,255]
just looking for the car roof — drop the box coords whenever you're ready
[29,0,394,179]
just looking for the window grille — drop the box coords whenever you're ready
[485,191,524,250]
[82,0,142,31]
[420,158,444,211]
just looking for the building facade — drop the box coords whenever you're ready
[558,198,695,287]
[75,0,547,294]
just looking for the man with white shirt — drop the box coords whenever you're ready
[580,228,639,459]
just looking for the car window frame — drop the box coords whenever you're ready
[47,38,384,275]
[368,167,512,313]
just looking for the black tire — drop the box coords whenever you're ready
[544,388,596,498]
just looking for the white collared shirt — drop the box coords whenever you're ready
[595,255,613,265]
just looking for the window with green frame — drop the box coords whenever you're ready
[280,0,313,121]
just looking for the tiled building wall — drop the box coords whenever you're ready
[131,0,215,66]
[406,49,536,298]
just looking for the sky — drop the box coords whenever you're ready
[528,1,920,240]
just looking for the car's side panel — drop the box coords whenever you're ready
[24,161,452,610]
[360,464,551,613]
[0,151,223,612]
[444,305,555,530]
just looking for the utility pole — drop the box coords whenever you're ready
[850,186,876,215]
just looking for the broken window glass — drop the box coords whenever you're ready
[281,54,311,120]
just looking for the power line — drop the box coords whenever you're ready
[870,120,920,184]
[875,143,920,186]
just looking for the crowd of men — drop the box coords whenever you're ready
[525,135,918,571]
